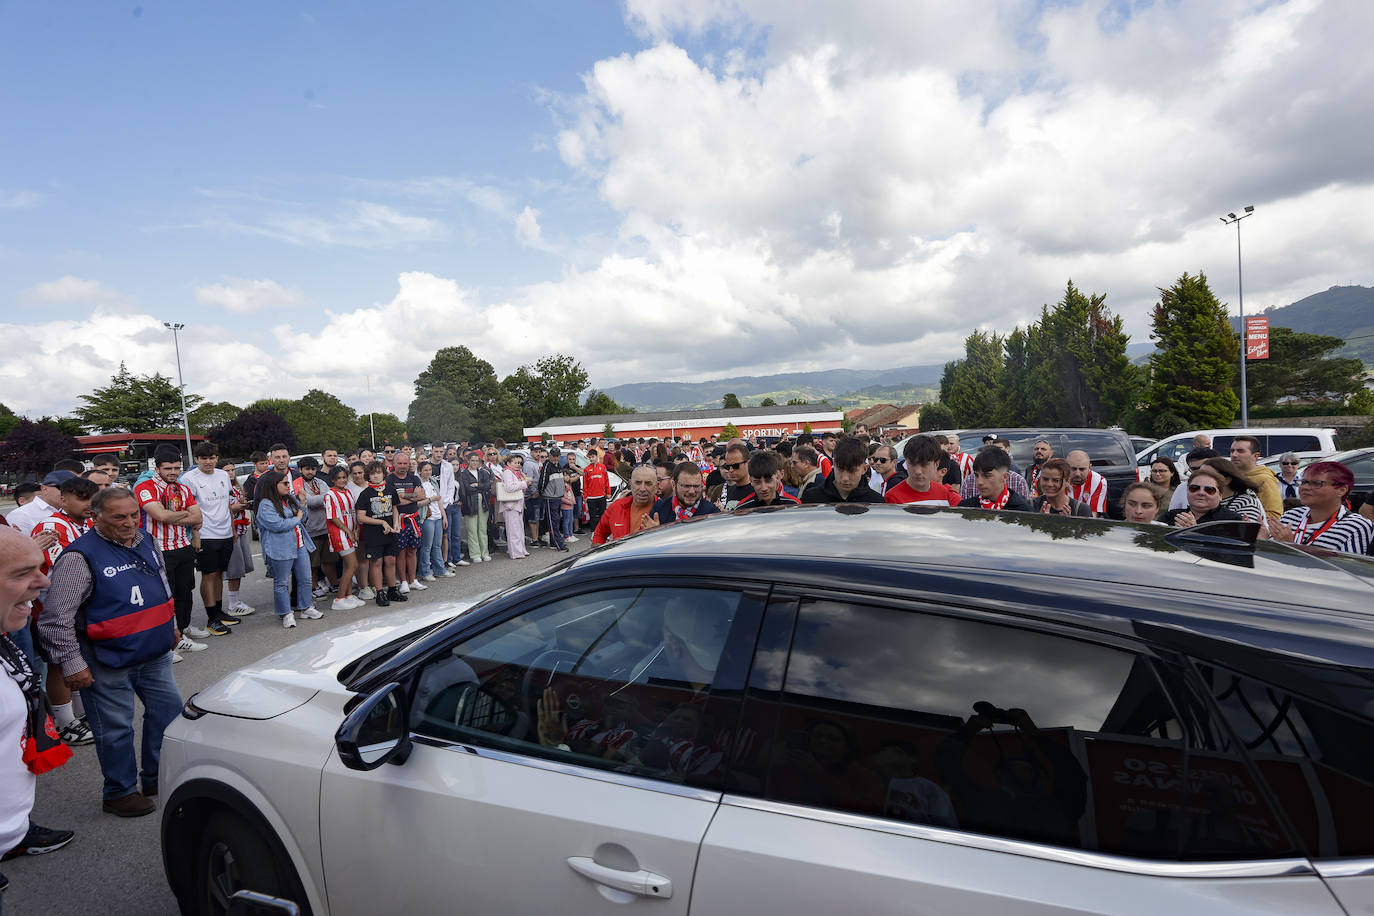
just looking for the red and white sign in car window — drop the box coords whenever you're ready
[1246,316,1270,360]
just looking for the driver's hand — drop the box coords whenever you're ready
[537,686,568,747]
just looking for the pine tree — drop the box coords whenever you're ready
[1148,272,1239,431]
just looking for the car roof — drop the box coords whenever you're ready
[569,504,1374,666]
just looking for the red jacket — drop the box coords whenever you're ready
[592,496,646,544]
[582,462,609,499]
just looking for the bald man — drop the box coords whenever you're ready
[1066,450,1109,516]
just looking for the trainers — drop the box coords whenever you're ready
[331,597,355,611]
[409,580,428,591]
[2,823,76,860]
[343,595,365,609]
[58,717,94,745]
[421,574,437,582]
[171,652,183,664]
[358,586,375,600]
[176,635,207,653]
[398,581,410,594]
[456,559,471,567]
[298,607,324,620]
[566,535,578,543]
[281,612,297,629]
[184,625,212,639]
[214,616,239,628]
[387,586,408,602]
[312,584,329,598]
[224,603,255,617]
[375,589,390,607]
[203,620,232,636]
[441,569,456,578]
[102,792,156,818]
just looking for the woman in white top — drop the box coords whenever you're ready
[416,461,452,581]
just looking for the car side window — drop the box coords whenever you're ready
[750,599,1298,861]
[410,586,749,788]
[1195,663,1374,858]
[1265,434,1320,454]
[1062,433,1132,467]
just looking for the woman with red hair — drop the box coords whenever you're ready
[1271,461,1374,555]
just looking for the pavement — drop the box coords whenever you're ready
[2,530,596,916]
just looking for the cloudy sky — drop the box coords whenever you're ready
[2,0,1371,419]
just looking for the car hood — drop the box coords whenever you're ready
[191,601,474,719]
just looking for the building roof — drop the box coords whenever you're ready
[850,403,922,428]
[527,403,843,435]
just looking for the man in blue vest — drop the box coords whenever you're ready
[37,487,182,818]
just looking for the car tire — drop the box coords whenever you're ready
[195,810,308,916]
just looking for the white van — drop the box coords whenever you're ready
[1135,427,1338,479]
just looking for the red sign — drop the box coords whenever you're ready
[1246,316,1270,360]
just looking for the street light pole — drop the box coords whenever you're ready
[163,322,194,461]
[1220,206,1255,427]
[366,375,376,449]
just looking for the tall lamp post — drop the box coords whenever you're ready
[1220,206,1255,426]
[163,322,193,461]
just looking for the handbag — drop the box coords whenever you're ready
[496,477,525,502]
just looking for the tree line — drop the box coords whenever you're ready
[920,273,1368,437]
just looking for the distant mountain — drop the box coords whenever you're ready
[1230,285,1374,363]
[602,364,946,412]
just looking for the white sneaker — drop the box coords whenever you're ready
[422,574,437,582]
[176,635,208,653]
[281,612,297,629]
[358,587,375,600]
[299,607,324,620]
[171,652,183,664]
[409,580,428,591]
[566,535,578,543]
[441,570,456,578]
[344,595,366,609]
[312,584,329,598]
[456,559,471,567]
[398,581,410,594]
[331,598,354,611]
[224,603,255,617]
[184,625,211,639]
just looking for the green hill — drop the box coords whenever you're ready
[1231,285,1374,364]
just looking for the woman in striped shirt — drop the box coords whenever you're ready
[1271,461,1374,555]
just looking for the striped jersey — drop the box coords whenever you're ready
[31,510,91,572]
[952,452,974,477]
[1279,506,1374,555]
[324,486,358,551]
[1069,470,1109,515]
[133,477,197,551]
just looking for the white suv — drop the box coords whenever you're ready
[1135,427,1337,479]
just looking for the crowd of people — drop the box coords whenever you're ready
[2,423,1372,897]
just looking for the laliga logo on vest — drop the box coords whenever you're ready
[103,563,137,578]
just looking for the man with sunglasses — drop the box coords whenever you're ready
[1271,461,1374,554]
[716,444,755,511]
[871,444,905,496]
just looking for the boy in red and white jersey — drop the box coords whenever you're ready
[324,466,362,610]
[134,446,210,642]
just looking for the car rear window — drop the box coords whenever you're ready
[1266,434,1321,454]
[1061,433,1132,467]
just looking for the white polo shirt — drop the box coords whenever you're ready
[179,467,233,539]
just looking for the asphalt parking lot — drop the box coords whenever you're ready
[3,535,593,916]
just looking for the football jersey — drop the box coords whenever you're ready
[133,477,197,551]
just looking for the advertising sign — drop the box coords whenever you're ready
[1246,316,1270,360]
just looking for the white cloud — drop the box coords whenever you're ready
[0,189,43,209]
[514,205,547,249]
[20,276,127,307]
[197,201,445,248]
[195,277,307,314]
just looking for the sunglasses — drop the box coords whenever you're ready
[1187,483,1219,494]
[1280,461,1300,466]
[872,457,891,464]
[721,461,744,471]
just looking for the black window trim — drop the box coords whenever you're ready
[729,585,1315,877]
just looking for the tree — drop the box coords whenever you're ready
[1147,272,1239,430]
[209,409,296,459]
[917,401,956,431]
[603,421,616,439]
[944,331,1004,427]
[46,416,86,437]
[364,412,407,449]
[72,362,203,433]
[786,398,808,406]
[802,422,812,434]
[0,403,17,440]
[581,389,631,416]
[722,393,742,409]
[759,397,778,407]
[721,422,741,439]
[407,387,474,445]
[1348,388,1374,416]
[0,419,79,477]
[188,401,241,435]
[1240,328,1364,407]
[414,346,513,441]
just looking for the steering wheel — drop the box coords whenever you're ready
[520,649,584,712]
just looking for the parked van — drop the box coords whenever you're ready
[1134,427,1338,479]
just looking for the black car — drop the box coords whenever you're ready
[950,427,1138,513]
[158,504,1374,915]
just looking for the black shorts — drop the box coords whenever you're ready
[196,538,234,574]
[363,539,399,561]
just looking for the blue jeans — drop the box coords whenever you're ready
[78,645,181,800]
[267,549,312,617]
[445,503,465,562]
[561,507,574,538]
[419,517,444,577]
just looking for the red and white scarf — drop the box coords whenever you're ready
[979,487,1011,511]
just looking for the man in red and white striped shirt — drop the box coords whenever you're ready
[28,475,100,746]
[133,446,209,639]
[1066,450,1109,516]
[945,434,974,479]
[323,466,363,610]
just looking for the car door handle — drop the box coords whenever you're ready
[566,857,673,898]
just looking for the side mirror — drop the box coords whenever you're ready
[336,682,413,771]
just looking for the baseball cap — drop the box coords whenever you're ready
[42,470,77,487]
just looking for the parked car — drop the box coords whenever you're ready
[160,506,1374,915]
[1135,428,1338,480]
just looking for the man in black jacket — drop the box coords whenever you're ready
[802,437,886,504]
